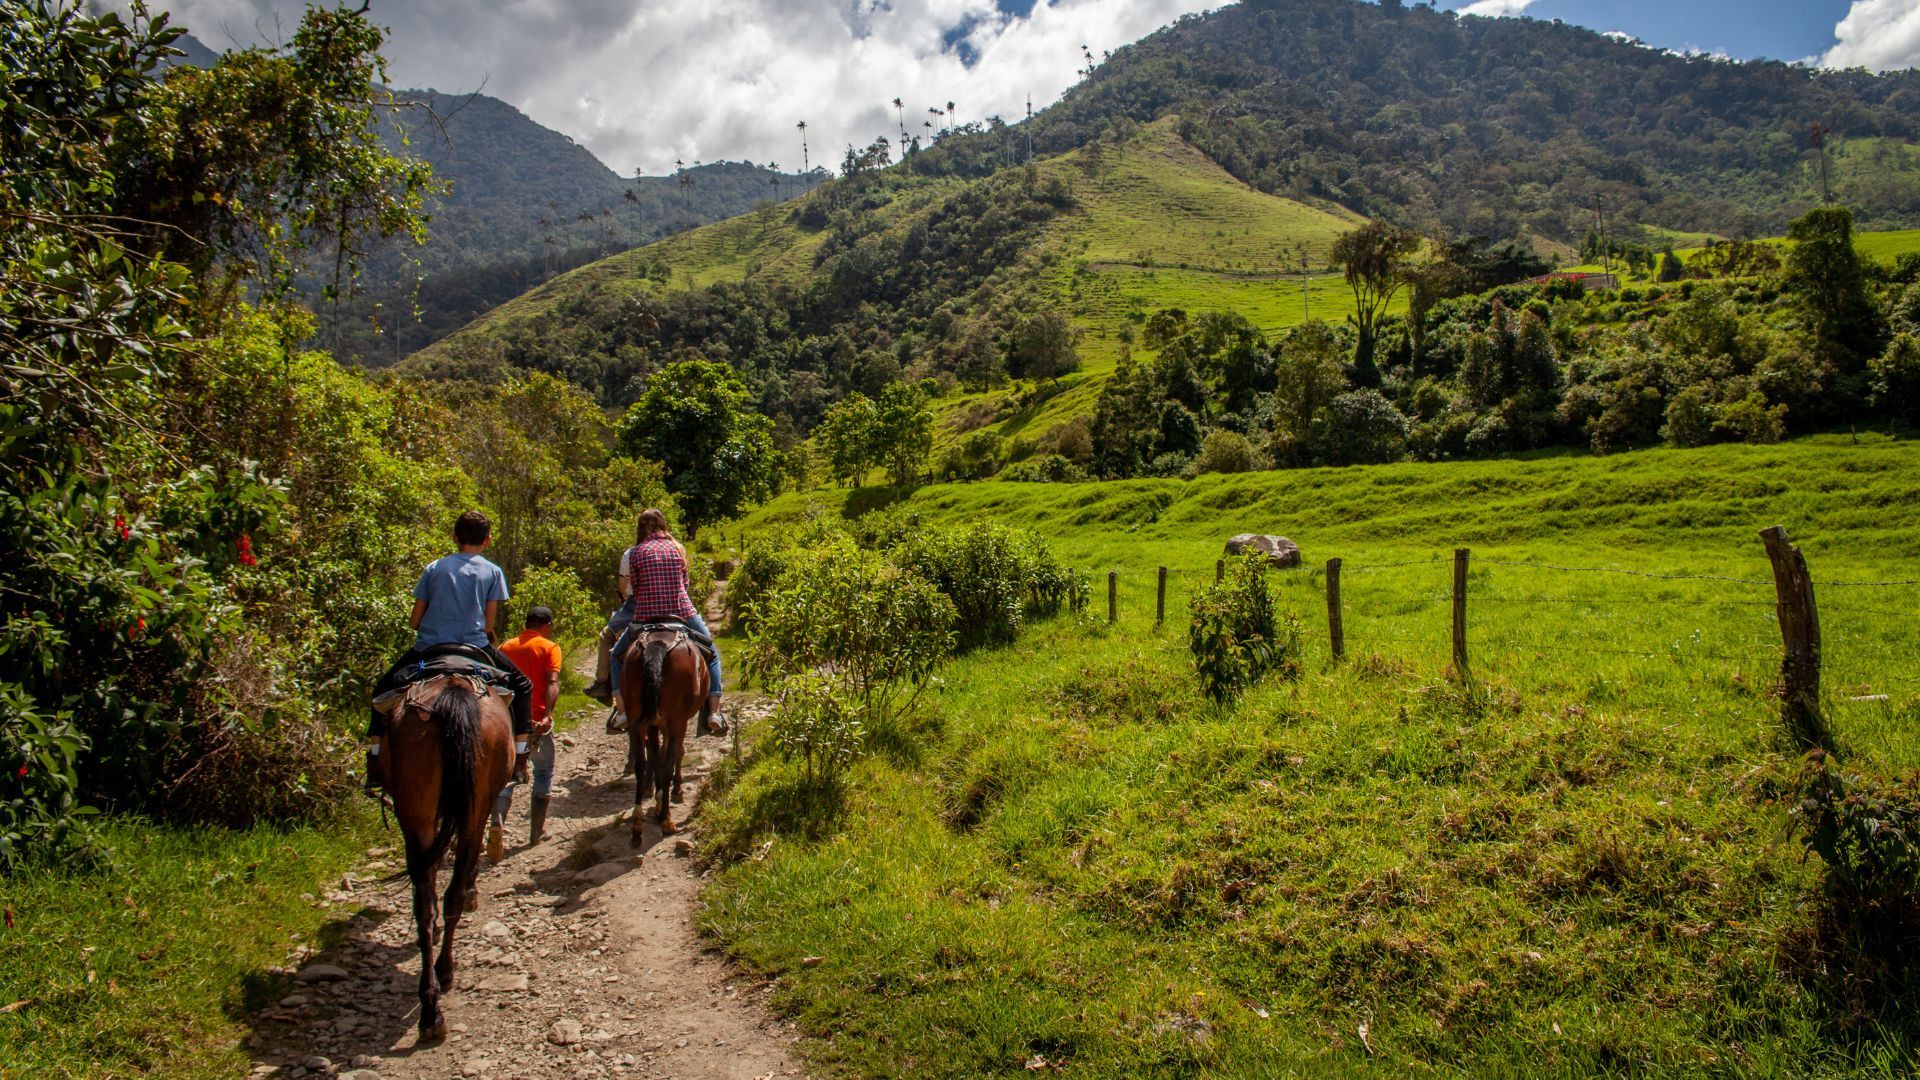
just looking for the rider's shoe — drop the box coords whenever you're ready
[605,705,627,735]
[584,679,612,704]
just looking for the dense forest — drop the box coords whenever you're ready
[925,0,1920,240]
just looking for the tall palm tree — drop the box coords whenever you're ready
[927,106,943,137]
[797,121,810,189]
[946,100,955,133]
[891,97,906,145]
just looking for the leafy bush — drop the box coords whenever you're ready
[767,672,865,784]
[893,525,1087,649]
[1194,429,1257,474]
[744,538,956,723]
[507,565,600,650]
[1187,555,1302,703]
[1000,453,1089,483]
[1792,751,1920,904]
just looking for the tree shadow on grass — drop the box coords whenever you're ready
[701,771,848,867]
[1778,890,1920,1060]
[841,484,920,519]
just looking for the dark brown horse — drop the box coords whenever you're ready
[618,624,710,845]
[381,675,514,1039]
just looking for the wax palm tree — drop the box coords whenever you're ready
[797,121,810,189]
[892,97,906,145]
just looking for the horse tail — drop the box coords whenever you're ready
[424,682,481,866]
[640,637,668,726]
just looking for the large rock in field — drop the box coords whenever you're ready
[1224,534,1301,569]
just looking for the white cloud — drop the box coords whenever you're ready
[144,0,1220,175]
[1455,0,1537,18]
[1822,0,1920,71]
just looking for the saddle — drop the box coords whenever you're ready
[629,618,716,663]
[372,643,516,715]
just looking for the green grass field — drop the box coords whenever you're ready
[704,436,1920,1077]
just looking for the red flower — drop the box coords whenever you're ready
[236,533,258,568]
[115,515,130,541]
[129,616,145,639]
[14,765,24,780]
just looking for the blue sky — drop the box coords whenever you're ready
[1443,1,1854,63]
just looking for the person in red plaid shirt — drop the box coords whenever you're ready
[600,508,724,733]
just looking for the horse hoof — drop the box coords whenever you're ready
[420,1017,449,1042]
[630,827,645,850]
[671,787,685,805]
[658,817,678,836]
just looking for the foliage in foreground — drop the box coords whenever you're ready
[1187,554,1302,703]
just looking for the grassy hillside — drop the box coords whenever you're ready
[705,437,1920,1077]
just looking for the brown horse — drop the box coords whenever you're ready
[618,624,710,845]
[382,675,515,1040]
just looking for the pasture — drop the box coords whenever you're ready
[705,436,1920,1077]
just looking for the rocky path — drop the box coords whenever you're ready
[245,698,801,1080]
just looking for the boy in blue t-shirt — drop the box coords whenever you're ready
[367,511,534,791]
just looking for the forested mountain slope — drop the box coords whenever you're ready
[321,90,799,365]
[399,119,1364,421]
[979,0,1920,242]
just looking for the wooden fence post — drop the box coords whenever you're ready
[1325,557,1344,661]
[1156,566,1168,626]
[1452,548,1470,683]
[1761,525,1830,751]
[1215,559,1225,583]
[1108,571,1118,624]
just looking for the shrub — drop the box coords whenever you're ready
[744,538,956,723]
[1001,453,1088,483]
[766,672,865,785]
[1324,389,1410,464]
[893,525,1086,649]
[1792,751,1920,904]
[937,429,1006,481]
[1188,555,1302,703]
[508,565,600,650]
[1193,429,1256,474]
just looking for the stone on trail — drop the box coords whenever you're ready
[571,860,628,886]
[475,972,530,992]
[294,963,349,983]
[481,919,511,939]
[339,1072,381,1080]
[549,1018,583,1046]
[1224,533,1301,569]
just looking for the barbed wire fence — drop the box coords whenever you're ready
[1090,526,1917,752]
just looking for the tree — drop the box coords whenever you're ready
[1011,311,1080,382]
[617,359,775,536]
[871,381,935,486]
[1331,222,1420,385]
[1785,206,1883,368]
[1269,321,1350,465]
[816,392,880,487]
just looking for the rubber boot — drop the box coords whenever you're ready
[487,819,505,864]
[513,752,530,784]
[363,740,385,794]
[529,796,551,845]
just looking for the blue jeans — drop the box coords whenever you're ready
[492,731,556,823]
[609,610,721,703]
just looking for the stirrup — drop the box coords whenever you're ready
[606,705,627,735]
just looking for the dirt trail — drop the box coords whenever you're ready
[246,697,801,1080]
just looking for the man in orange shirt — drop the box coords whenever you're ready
[492,605,565,854]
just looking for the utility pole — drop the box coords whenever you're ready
[1025,95,1033,165]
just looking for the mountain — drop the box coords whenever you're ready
[395,0,1920,466]
[934,0,1920,241]
[320,90,803,365]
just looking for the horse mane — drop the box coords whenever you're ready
[423,681,481,868]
